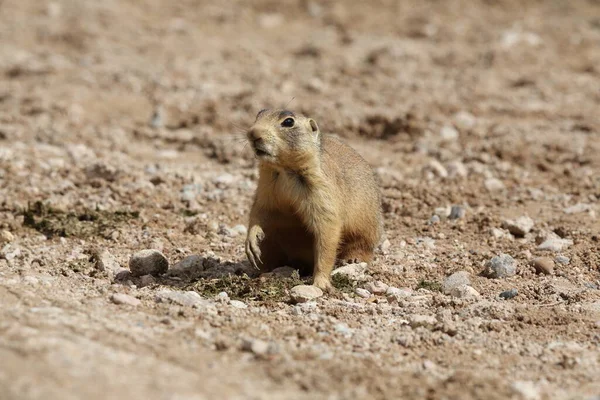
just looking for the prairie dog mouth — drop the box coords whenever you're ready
[253,142,272,158]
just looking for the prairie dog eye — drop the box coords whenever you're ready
[281,118,295,128]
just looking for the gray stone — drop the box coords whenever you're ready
[555,256,570,265]
[171,255,204,273]
[354,288,371,298]
[110,293,141,307]
[138,274,156,287]
[129,249,169,277]
[485,254,517,278]
[443,271,470,294]
[448,205,466,220]
[502,216,534,237]
[499,288,518,299]
[290,285,323,303]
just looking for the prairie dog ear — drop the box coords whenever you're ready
[308,118,319,134]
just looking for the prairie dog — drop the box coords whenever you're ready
[245,109,382,291]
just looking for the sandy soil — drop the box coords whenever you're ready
[1,0,600,399]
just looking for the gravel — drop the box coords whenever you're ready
[408,314,437,329]
[531,257,554,275]
[290,285,323,303]
[129,249,169,277]
[502,216,534,237]
[485,254,517,278]
[110,293,141,307]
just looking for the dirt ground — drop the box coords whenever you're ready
[1,0,600,399]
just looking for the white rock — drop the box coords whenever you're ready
[386,287,412,303]
[538,237,573,252]
[427,160,448,178]
[502,216,534,237]
[454,111,476,129]
[0,230,14,243]
[290,285,323,303]
[354,288,371,298]
[408,314,437,329]
[110,293,141,307]
[564,203,592,214]
[155,290,205,307]
[443,271,470,294]
[230,224,248,236]
[94,250,121,277]
[485,178,505,192]
[440,125,459,141]
[447,161,468,178]
[242,338,271,355]
[380,239,391,253]
[363,280,388,295]
[229,300,248,309]
[129,249,169,277]
[448,284,480,299]
[331,263,368,281]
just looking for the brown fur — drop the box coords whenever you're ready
[245,109,382,291]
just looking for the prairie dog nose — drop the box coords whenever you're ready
[248,128,262,141]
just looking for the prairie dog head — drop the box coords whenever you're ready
[247,109,320,168]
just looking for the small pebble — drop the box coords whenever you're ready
[485,178,505,192]
[380,239,391,253]
[443,271,470,294]
[499,289,518,300]
[408,314,437,329]
[0,230,15,243]
[555,256,570,265]
[110,293,141,307]
[363,280,388,295]
[449,284,480,299]
[485,254,517,279]
[129,249,169,277]
[241,338,273,356]
[440,125,459,141]
[229,300,248,309]
[155,290,205,307]
[354,288,371,298]
[448,205,466,220]
[331,263,368,281]
[271,266,296,277]
[290,285,323,303]
[538,237,573,252]
[386,287,412,303]
[171,255,204,272]
[502,216,534,237]
[531,257,554,275]
[429,215,441,224]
